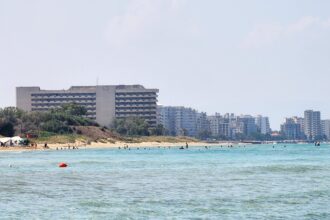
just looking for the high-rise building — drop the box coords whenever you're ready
[304,110,321,140]
[157,106,199,136]
[237,115,257,136]
[280,118,304,140]
[292,116,304,133]
[255,115,271,134]
[16,85,159,127]
[321,120,330,140]
[196,112,210,135]
[208,114,223,137]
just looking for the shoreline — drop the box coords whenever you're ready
[0,141,245,152]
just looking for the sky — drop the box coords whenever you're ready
[1,0,330,130]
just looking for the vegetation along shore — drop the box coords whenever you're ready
[0,104,220,151]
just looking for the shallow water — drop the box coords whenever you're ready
[1,144,330,219]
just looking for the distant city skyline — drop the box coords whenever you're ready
[1,0,330,130]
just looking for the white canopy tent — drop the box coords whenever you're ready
[0,136,27,146]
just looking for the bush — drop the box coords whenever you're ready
[0,104,97,136]
[112,117,151,136]
[0,121,15,137]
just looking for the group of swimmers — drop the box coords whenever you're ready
[56,145,79,150]
[115,142,251,150]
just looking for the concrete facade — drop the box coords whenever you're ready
[255,115,271,134]
[16,85,159,127]
[281,118,304,140]
[321,120,330,140]
[304,110,321,140]
[157,106,200,137]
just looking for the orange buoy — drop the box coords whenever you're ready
[59,162,68,168]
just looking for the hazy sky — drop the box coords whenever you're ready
[1,0,330,129]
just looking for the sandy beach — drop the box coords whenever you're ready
[0,141,242,152]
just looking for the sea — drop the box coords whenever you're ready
[0,144,330,219]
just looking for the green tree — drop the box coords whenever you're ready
[197,129,211,140]
[149,124,165,136]
[112,117,150,136]
[0,121,15,137]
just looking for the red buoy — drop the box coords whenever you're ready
[59,162,68,168]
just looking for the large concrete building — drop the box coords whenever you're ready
[304,110,321,140]
[280,118,304,140]
[16,85,159,127]
[321,120,330,140]
[157,106,201,137]
[237,115,257,136]
[255,115,271,135]
[208,113,231,138]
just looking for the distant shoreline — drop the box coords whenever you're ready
[1,140,324,153]
[0,141,252,152]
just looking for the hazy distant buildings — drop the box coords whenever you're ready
[157,106,176,135]
[208,114,225,137]
[292,116,305,134]
[304,110,321,140]
[321,120,330,140]
[255,115,271,134]
[206,113,269,139]
[157,106,200,136]
[196,112,210,135]
[238,115,257,136]
[16,85,159,127]
[281,118,304,140]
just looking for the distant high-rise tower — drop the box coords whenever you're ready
[321,120,330,140]
[255,115,271,135]
[304,110,321,140]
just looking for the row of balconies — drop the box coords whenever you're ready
[115,100,157,104]
[116,113,157,116]
[32,93,96,97]
[115,94,157,98]
[32,96,95,99]
[32,107,96,111]
[115,104,156,108]
[116,115,157,120]
[115,97,157,100]
[116,106,156,111]
[32,98,96,102]
[32,102,96,107]
[116,92,156,95]
[116,110,156,114]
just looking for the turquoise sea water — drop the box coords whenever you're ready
[1,144,330,219]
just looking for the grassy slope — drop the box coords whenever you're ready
[27,126,200,144]
[33,134,199,144]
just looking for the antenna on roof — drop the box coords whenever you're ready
[96,77,99,87]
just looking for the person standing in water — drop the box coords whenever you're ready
[185,142,189,149]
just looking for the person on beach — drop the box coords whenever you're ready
[185,142,189,149]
